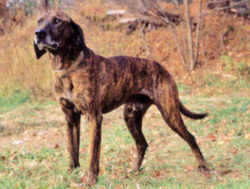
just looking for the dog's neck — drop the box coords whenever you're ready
[51,39,88,59]
[50,46,94,77]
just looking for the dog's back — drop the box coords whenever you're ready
[88,55,171,113]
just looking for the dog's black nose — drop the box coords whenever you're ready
[35,29,46,40]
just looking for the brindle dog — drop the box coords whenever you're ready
[34,11,209,185]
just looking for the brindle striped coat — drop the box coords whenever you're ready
[34,11,209,185]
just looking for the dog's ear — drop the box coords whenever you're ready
[34,42,46,59]
[70,20,90,57]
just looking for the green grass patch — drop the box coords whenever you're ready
[221,55,245,73]
[0,94,249,188]
[0,99,58,136]
[177,83,191,94]
[0,90,30,114]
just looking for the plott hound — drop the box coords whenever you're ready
[34,11,209,185]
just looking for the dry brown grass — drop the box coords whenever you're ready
[0,0,249,100]
[0,15,53,98]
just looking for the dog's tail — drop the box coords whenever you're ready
[179,102,208,119]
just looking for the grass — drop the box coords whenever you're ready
[0,90,30,114]
[0,94,249,189]
[0,92,58,136]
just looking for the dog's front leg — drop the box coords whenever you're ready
[60,98,81,170]
[86,112,103,185]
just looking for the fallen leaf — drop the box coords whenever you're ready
[54,144,60,149]
[207,134,217,142]
[209,155,215,160]
[184,165,194,171]
[153,170,161,177]
[32,132,37,137]
[230,148,238,154]
[220,169,232,176]
[0,156,6,161]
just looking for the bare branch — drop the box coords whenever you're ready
[194,0,203,64]
[113,0,201,70]
[40,0,49,12]
[184,0,195,71]
[139,0,188,69]
[207,0,250,12]
[171,26,189,70]
[140,24,152,58]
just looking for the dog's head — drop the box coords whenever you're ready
[34,11,86,59]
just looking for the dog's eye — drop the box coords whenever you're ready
[38,18,44,25]
[53,18,61,25]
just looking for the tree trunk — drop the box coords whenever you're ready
[184,0,195,71]
[40,0,49,12]
[194,0,203,65]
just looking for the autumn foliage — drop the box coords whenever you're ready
[0,0,249,99]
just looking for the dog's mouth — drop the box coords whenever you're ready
[34,35,60,51]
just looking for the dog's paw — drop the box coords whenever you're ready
[128,168,138,174]
[198,165,211,178]
[198,165,210,172]
[128,164,143,174]
[68,163,80,173]
[81,173,98,186]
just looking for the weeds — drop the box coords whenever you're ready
[220,55,249,77]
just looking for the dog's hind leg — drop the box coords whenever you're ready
[155,99,209,172]
[124,100,151,171]
[60,98,81,170]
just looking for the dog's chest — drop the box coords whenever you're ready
[54,76,74,100]
[54,74,93,113]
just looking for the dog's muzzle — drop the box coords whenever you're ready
[35,29,46,41]
[34,29,59,50]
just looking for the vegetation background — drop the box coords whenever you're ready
[0,0,249,188]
